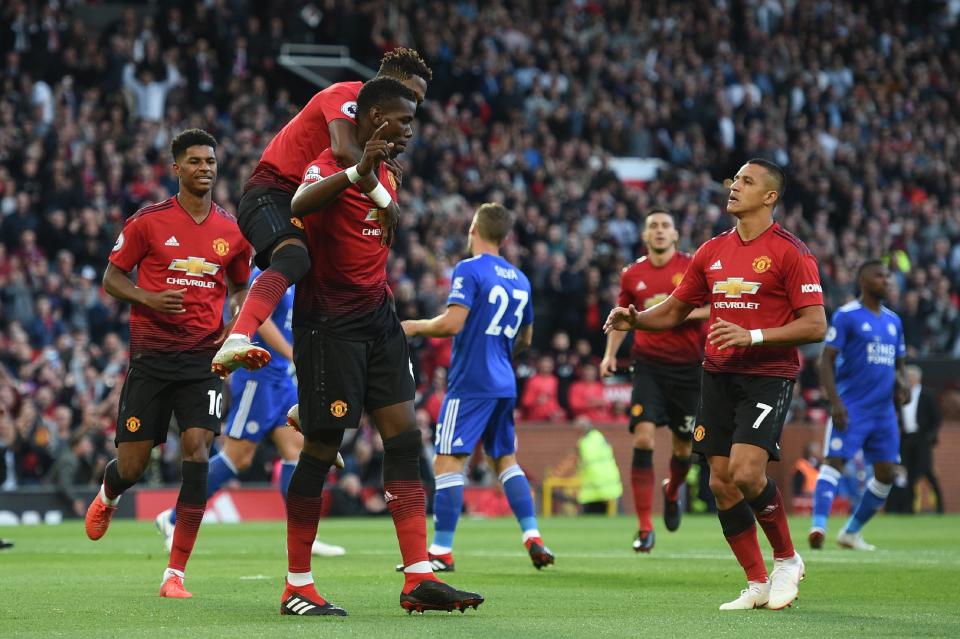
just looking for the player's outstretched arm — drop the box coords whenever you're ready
[600,329,627,377]
[603,295,694,334]
[819,345,847,431]
[102,262,186,313]
[402,304,470,338]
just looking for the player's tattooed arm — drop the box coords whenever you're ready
[402,304,469,338]
[102,262,186,313]
[604,295,695,334]
[819,345,848,430]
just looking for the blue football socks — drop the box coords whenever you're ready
[500,464,540,540]
[430,472,465,554]
[844,478,891,534]
[811,464,842,531]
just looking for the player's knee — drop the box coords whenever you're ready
[708,473,736,501]
[269,242,310,284]
[117,457,148,483]
[873,465,896,484]
[730,466,765,497]
[674,440,693,458]
[382,430,422,482]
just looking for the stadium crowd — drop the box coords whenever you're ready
[1,0,959,494]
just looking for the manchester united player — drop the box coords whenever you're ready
[600,209,708,552]
[212,49,431,377]
[605,159,826,611]
[84,129,252,599]
[275,77,483,616]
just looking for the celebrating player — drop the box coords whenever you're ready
[605,159,826,611]
[155,267,345,558]
[212,48,431,377]
[85,129,252,599]
[810,260,906,551]
[600,209,708,552]
[275,77,483,616]
[401,202,554,572]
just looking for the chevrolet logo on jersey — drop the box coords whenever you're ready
[713,278,760,298]
[168,257,220,277]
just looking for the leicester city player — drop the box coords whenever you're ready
[402,203,554,571]
[811,260,906,551]
[157,268,345,557]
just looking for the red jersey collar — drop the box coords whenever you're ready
[735,221,778,246]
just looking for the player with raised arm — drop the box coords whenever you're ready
[605,159,826,611]
[600,209,709,552]
[810,260,906,551]
[212,49,431,377]
[85,129,252,599]
[155,267,345,558]
[275,77,483,617]
[401,203,553,572]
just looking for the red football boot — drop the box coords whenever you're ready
[84,494,117,541]
[159,574,192,598]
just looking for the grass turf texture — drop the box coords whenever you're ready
[1,514,957,638]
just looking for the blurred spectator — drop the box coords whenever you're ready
[899,365,944,513]
[567,363,615,422]
[520,356,564,421]
[47,431,101,517]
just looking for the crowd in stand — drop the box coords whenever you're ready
[2,0,959,494]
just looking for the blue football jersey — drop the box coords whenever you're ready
[446,254,533,398]
[226,267,294,381]
[825,301,905,414]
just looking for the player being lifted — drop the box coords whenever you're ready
[605,159,826,611]
[275,77,482,616]
[85,129,252,599]
[600,209,708,552]
[401,203,554,572]
[211,49,430,377]
[810,260,906,551]
[155,267,345,558]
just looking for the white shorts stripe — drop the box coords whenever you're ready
[442,399,460,454]
[228,380,258,438]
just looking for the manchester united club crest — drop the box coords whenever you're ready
[212,238,230,256]
[290,217,304,229]
[693,424,706,442]
[752,255,772,274]
[630,404,644,417]
[387,171,398,191]
[126,416,141,433]
[330,400,349,418]
[671,272,684,286]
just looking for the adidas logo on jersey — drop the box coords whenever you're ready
[635,281,647,291]
[862,322,872,331]
[165,236,180,247]
[709,260,723,270]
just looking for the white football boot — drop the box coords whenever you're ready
[768,552,805,610]
[837,530,876,551]
[719,581,770,610]
[211,334,271,378]
[155,508,175,553]
[311,539,347,557]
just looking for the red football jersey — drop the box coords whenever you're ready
[244,81,362,194]
[109,197,252,378]
[294,149,399,338]
[618,251,703,365]
[672,223,823,379]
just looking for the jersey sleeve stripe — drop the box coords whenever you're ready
[773,228,811,255]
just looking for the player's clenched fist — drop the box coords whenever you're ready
[604,305,640,333]
[143,288,187,314]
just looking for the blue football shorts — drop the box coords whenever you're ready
[434,396,517,459]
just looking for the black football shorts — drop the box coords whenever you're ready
[693,370,794,461]
[628,360,701,440]
[293,319,416,437]
[115,367,223,446]
[237,187,305,270]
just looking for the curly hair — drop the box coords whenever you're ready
[378,47,433,81]
[170,128,217,161]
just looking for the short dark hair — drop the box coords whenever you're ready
[746,158,786,202]
[170,128,217,161]
[858,258,885,278]
[356,77,418,118]
[378,47,432,81]
[474,202,513,244]
[644,208,675,225]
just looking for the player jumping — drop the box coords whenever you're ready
[85,129,252,599]
[212,49,431,377]
[605,159,826,611]
[810,260,906,551]
[155,267,345,558]
[401,202,554,572]
[275,77,483,616]
[600,209,708,552]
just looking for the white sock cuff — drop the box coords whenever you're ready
[287,571,314,587]
[817,465,841,485]
[100,484,120,506]
[281,459,298,467]
[428,544,452,555]
[867,478,892,499]
[403,560,433,574]
[227,333,248,341]
[499,464,525,484]
[435,472,465,490]
[521,529,541,543]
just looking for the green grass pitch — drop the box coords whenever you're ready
[2,514,958,638]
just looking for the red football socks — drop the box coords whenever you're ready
[232,270,289,338]
[386,480,438,593]
[168,501,204,572]
[725,524,768,583]
[286,492,323,574]
[631,466,654,531]
[750,482,795,560]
